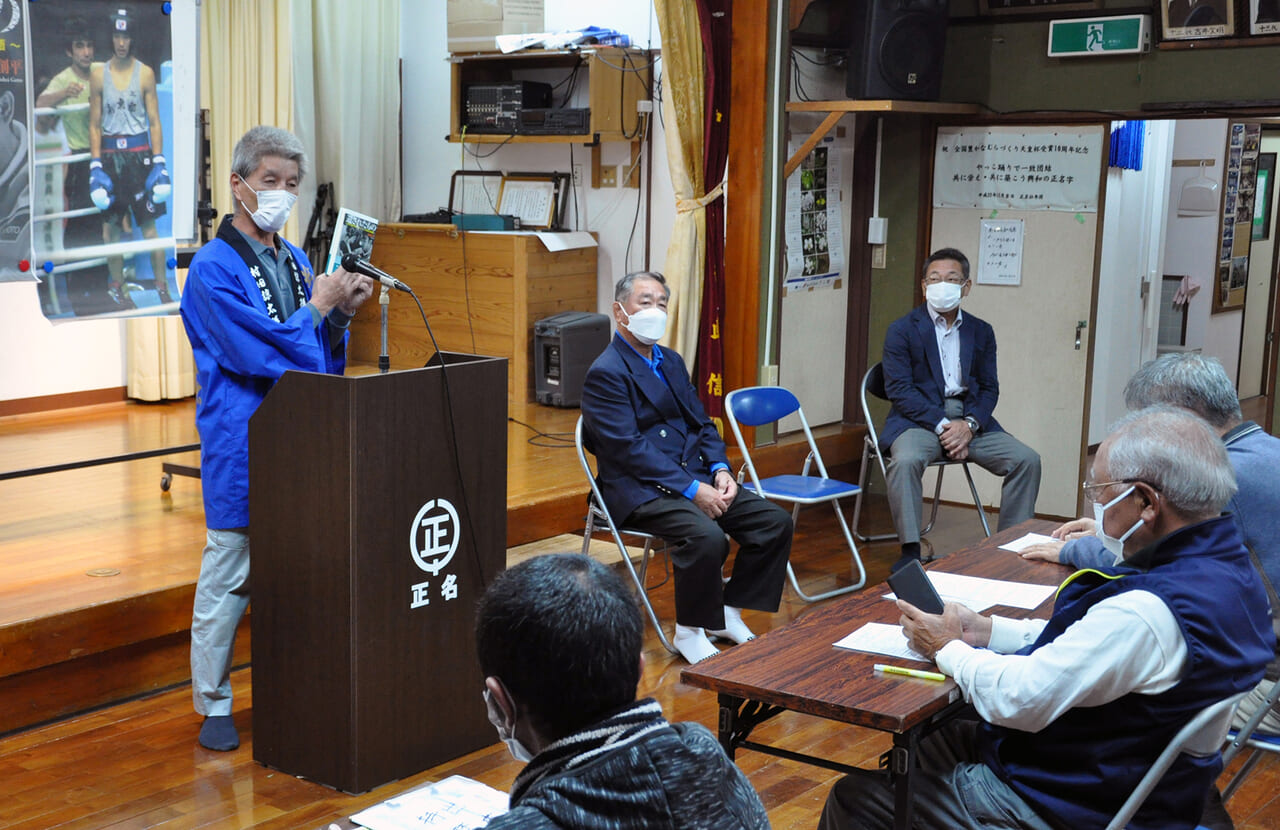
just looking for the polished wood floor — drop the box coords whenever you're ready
[1,401,1278,829]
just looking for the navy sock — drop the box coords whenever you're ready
[198,715,240,751]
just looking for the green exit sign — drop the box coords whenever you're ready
[1048,15,1151,57]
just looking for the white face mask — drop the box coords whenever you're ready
[239,180,296,234]
[619,305,668,346]
[484,688,535,763]
[925,281,963,313]
[1093,484,1144,563]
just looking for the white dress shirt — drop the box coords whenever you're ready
[927,304,966,398]
[935,589,1188,733]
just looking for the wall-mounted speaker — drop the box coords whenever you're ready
[846,0,949,101]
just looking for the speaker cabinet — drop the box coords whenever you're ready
[846,0,948,101]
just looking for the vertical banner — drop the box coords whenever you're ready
[29,0,177,319]
[0,0,31,283]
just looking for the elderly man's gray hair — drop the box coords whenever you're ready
[614,271,670,303]
[231,126,308,181]
[1123,353,1241,430]
[1105,405,1236,517]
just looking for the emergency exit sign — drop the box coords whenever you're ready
[1047,15,1151,57]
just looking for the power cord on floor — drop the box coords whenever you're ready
[509,416,575,448]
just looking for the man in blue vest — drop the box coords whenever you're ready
[819,406,1273,830]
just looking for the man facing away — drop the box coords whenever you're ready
[477,553,770,829]
[88,6,172,306]
[179,125,374,751]
[580,271,792,664]
[880,247,1041,571]
[820,406,1273,830]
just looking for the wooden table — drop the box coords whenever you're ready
[681,519,1069,830]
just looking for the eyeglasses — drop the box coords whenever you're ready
[923,273,967,286]
[1081,478,1160,503]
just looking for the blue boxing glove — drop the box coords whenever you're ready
[89,159,113,211]
[146,154,171,204]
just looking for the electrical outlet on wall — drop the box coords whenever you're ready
[871,244,887,269]
[572,164,584,187]
[600,166,618,188]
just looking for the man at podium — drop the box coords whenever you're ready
[179,125,374,751]
[581,271,793,665]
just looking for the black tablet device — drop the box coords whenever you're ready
[887,559,945,615]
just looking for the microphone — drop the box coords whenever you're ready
[341,254,410,292]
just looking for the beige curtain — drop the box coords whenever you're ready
[292,0,402,231]
[128,0,295,401]
[653,0,707,360]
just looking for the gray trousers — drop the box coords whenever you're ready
[1232,676,1280,734]
[886,401,1040,544]
[190,527,251,717]
[818,720,1056,830]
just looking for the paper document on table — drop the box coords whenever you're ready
[834,621,930,662]
[350,775,508,830]
[884,571,1056,612]
[998,532,1056,553]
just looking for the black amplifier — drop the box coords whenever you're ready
[463,81,552,134]
[518,108,591,135]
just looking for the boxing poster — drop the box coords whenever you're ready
[0,0,31,285]
[29,0,177,319]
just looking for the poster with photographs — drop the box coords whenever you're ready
[1250,0,1280,34]
[1162,0,1234,39]
[29,0,176,320]
[1215,122,1261,313]
[0,0,31,285]
[784,136,845,292]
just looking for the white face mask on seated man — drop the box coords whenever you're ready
[619,306,668,346]
[925,281,963,313]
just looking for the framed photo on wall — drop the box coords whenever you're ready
[1250,0,1280,34]
[1162,0,1235,40]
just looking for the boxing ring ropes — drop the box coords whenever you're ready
[31,100,178,318]
[8,101,200,484]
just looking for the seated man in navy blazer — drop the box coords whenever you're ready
[581,271,793,664]
[881,248,1041,571]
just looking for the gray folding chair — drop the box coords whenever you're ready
[1220,679,1280,802]
[574,417,679,656]
[1104,690,1248,830]
[851,361,992,543]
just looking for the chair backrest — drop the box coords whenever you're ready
[724,386,829,492]
[1104,690,1248,830]
[860,363,888,477]
[574,416,621,529]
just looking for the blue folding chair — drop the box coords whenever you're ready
[724,386,866,602]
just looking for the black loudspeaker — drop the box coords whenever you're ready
[846,0,948,101]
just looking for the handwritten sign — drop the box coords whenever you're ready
[977,219,1024,286]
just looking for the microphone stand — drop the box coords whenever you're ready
[378,284,390,374]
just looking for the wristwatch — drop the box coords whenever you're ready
[964,416,980,434]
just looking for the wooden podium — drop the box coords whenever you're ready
[248,355,507,793]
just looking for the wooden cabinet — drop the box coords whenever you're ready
[448,47,651,145]
[350,224,598,402]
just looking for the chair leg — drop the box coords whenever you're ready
[853,438,897,543]
[920,466,946,536]
[1222,749,1265,803]
[607,525,678,656]
[786,499,868,603]
[959,464,993,537]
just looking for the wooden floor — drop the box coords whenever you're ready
[2,401,1279,829]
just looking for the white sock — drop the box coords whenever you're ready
[673,624,720,663]
[708,606,756,645]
